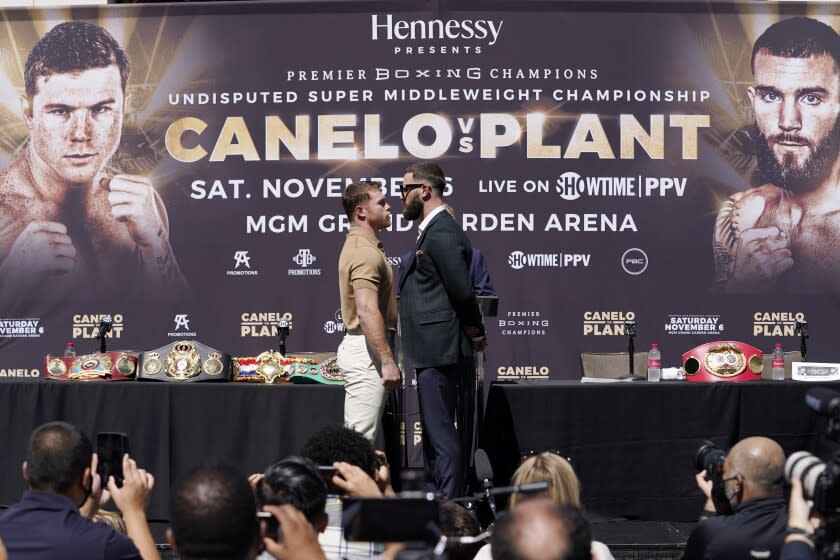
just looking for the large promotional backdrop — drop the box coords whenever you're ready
[0,1,834,382]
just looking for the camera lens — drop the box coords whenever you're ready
[695,442,726,473]
[785,451,826,500]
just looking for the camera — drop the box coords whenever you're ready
[694,441,734,515]
[786,451,840,515]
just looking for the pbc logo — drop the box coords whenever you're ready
[621,248,648,275]
[293,249,316,268]
[234,251,251,269]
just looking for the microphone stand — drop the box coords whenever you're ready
[795,320,808,361]
[625,321,637,376]
[97,317,113,353]
[482,479,497,520]
[277,320,290,355]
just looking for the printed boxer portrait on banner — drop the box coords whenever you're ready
[0,21,188,311]
[714,17,840,294]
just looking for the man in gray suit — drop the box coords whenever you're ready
[398,162,487,499]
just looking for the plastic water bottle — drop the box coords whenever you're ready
[647,343,661,382]
[63,342,76,358]
[771,343,785,381]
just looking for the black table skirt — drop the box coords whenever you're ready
[0,380,344,520]
[479,380,838,521]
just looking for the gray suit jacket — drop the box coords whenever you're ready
[398,211,483,369]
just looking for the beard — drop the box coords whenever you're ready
[402,193,423,221]
[753,120,840,193]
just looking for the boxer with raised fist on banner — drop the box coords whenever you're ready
[0,21,187,310]
[715,17,840,293]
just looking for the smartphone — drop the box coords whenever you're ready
[96,432,129,487]
[257,510,283,541]
[317,465,337,486]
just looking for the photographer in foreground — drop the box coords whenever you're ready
[684,436,787,560]
[0,421,158,560]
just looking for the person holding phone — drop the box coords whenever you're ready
[0,421,158,560]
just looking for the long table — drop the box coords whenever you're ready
[479,380,838,521]
[0,380,344,520]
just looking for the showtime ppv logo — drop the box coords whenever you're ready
[508,251,589,270]
[72,314,124,338]
[241,312,294,337]
[753,312,806,337]
[324,309,345,335]
[583,311,635,335]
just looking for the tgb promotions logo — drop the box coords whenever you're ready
[753,311,806,337]
[241,312,294,337]
[168,314,197,338]
[324,309,345,335]
[0,318,44,338]
[583,311,635,335]
[227,251,258,277]
[72,314,124,338]
[289,249,322,277]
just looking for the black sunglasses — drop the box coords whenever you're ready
[400,183,425,196]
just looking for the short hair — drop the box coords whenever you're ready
[341,181,382,221]
[255,456,327,528]
[491,501,591,560]
[404,162,446,196]
[26,421,92,494]
[170,464,257,560]
[509,453,581,508]
[438,501,482,560]
[25,21,131,99]
[300,426,377,493]
[751,17,840,74]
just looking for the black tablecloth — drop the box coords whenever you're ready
[479,380,838,521]
[0,381,344,521]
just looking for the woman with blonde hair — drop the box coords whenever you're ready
[473,452,614,560]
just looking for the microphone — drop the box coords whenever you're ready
[276,320,290,355]
[97,316,113,353]
[474,449,497,518]
[624,320,637,375]
[795,320,809,361]
[805,387,840,417]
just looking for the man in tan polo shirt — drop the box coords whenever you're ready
[337,181,402,443]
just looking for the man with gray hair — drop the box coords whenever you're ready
[683,436,788,560]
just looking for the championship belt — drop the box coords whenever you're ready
[44,352,138,382]
[138,340,232,382]
[682,341,764,383]
[232,351,289,384]
[287,352,344,385]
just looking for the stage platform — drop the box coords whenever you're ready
[480,379,840,520]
